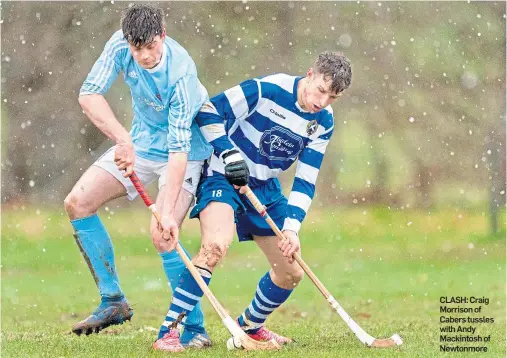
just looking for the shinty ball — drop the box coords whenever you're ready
[226,336,243,350]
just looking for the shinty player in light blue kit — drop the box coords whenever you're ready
[151,52,352,351]
[64,4,212,348]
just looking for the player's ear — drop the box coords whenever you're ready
[306,67,314,80]
[160,29,166,40]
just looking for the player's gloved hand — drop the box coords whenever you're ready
[222,149,249,186]
[279,230,301,264]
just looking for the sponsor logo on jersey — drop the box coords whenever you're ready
[270,108,286,120]
[259,126,304,161]
[128,71,138,79]
[143,98,165,112]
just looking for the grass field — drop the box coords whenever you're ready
[1,205,505,357]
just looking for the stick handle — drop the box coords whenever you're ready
[243,186,332,299]
[243,186,378,344]
[128,173,230,321]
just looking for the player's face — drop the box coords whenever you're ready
[129,32,165,69]
[300,68,342,113]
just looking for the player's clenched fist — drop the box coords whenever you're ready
[159,214,179,252]
[279,230,301,264]
[222,149,250,186]
[114,140,135,177]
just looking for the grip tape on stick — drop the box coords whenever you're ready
[129,172,154,207]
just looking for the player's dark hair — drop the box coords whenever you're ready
[313,52,352,94]
[121,4,165,47]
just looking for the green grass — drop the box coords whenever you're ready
[1,206,505,357]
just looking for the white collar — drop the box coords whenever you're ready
[145,43,167,73]
[295,101,312,113]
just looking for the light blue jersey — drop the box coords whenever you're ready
[80,30,213,162]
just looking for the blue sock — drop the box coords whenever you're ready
[158,266,212,339]
[238,271,293,332]
[71,214,123,301]
[159,248,206,332]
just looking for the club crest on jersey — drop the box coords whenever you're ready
[306,120,318,136]
[259,126,304,161]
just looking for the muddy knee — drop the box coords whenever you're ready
[196,243,228,270]
[64,191,94,220]
[64,192,81,219]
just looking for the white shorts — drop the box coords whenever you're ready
[93,146,204,201]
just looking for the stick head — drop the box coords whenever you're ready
[370,334,403,348]
[240,334,280,351]
[227,332,280,351]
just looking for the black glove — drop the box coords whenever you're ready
[222,149,249,186]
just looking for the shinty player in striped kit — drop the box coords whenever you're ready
[153,52,352,351]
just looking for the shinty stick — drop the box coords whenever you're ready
[243,186,403,348]
[128,172,279,351]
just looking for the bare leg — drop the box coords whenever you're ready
[64,165,127,219]
[65,165,133,335]
[193,201,236,271]
[254,235,304,290]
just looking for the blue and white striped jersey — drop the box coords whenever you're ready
[196,73,334,233]
[80,30,213,162]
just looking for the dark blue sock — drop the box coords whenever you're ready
[238,271,293,332]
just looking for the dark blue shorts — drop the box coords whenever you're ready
[189,174,287,242]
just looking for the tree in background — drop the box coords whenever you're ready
[1,2,505,217]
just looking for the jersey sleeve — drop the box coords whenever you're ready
[283,123,334,233]
[166,74,203,153]
[196,79,260,157]
[80,32,128,95]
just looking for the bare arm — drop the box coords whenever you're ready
[78,94,134,176]
[78,94,131,144]
[162,152,188,218]
[157,149,188,249]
